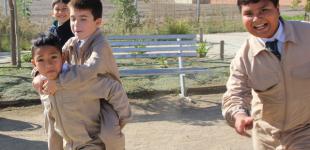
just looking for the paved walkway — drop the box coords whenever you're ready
[0,52,11,64]
[203,32,249,59]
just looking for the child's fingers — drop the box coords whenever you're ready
[235,119,252,138]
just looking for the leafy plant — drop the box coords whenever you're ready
[282,15,304,21]
[196,42,209,58]
[159,18,192,35]
[306,0,310,12]
[156,56,168,68]
[16,0,32,17]
[291,0,301,10]
[0,11,39,52]
[110,0,140,33]
[21,52,32,62]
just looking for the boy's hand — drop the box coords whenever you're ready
[32,75,47,94]
[234,113,253,137]
[42,80,57,95]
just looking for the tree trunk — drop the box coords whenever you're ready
[8,0,17,66]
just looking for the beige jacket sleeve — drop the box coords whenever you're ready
[57,39,120,88]
[82,75,132,126]
[222,43,252,127]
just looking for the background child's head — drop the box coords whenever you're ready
[68,0,103,40]
[31,33,63,80]
[237,0,280,38]
[52,0,70,25]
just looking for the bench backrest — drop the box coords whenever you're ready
[108,34,198,59]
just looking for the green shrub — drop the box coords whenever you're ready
[282,15,304,21]
[306,0,310,12]
[291,0,301,9]
[21,52,32,62]
[156,57,168,68]
[0,35,10,52]
[0,14,39,52]
[196,42,209,58]
[159,18,192,35]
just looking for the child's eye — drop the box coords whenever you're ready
[244,12,253,17]
[37,59,44,62]
[51,55,59,59]
[261,8,269,12]
[61,8,68,12]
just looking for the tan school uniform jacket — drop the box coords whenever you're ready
[60,28,121,84]
[42,75,131,149]
[222,20,310,144]
[59,28,131,126]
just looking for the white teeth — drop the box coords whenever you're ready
[255,24,265,30]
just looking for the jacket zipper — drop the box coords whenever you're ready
[280,44,288,134]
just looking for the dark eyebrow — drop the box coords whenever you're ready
[80,15,88,18]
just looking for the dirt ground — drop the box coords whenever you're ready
[0,89,253,150]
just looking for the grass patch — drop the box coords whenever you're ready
[0,65,38,101]
[282,15,305,21]
[0,59,230,102]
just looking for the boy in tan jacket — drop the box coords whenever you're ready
[32,33,130,150]
[222,0,310,149]
[32,0,131,149]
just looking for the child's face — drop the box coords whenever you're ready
[240,0,280,38]
[31,46,63,80]
[69,8,102,40]
[52,2,70,24]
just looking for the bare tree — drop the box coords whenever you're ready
[8,0,17,65]
[8,0,20,67]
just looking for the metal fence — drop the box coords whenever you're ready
[0,0,306,36]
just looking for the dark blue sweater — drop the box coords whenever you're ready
[49,19,74,48]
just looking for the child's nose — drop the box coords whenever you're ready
[46,60,54,67]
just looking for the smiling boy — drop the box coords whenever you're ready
[49,0,74,48]
[222,0,310,149]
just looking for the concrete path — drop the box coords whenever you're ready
[0,52,11,64]
[203,32,250,59]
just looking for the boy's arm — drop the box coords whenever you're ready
[57,40,120,89]
[221,44,252,128]
[31,66,48,94]
[84,76,132,126]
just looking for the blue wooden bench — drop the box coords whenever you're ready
[108,34,209,97]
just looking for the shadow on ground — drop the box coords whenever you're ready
[129,85,225,126]
[0,134,47,150]
[0,117,42,131]
[0,99,41,109]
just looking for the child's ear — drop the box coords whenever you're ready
[95,18,102,27]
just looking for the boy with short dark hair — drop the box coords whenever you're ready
[222,0,310,149]
[32,33,130,150]
[33,0,131,149]
[49,0,74,48]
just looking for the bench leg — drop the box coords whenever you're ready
[179,74,187,97]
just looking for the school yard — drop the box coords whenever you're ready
[0,32,254,150]
[0,92,252,150]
